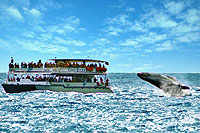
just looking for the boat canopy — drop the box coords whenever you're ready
[48,59,109,65]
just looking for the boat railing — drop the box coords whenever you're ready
[8,67,106,73]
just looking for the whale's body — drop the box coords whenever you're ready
[137,72,191,97]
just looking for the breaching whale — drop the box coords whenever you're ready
[137,72,191,97]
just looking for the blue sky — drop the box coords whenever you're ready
[0,0,200,73]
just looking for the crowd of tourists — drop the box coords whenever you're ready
[8,75,109,85]
[9,59,107,72]
[8,76,72,82]
[9,60,44,68]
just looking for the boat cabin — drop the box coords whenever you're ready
[7,58,109,85]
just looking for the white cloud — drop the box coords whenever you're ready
[124,32,167,46]
[103,14,132,36]
[103,8,178,36]
[72,51,82,54]
[155,41,173,52]
[23,31,36,38]
[66,40,85,46]
[48,26,65,34]
[6,6,24,21]
[146,13,177,28]
[87,46,119,59]
[164,1,185,15]
[184,9,200,25]
[130,21,148,32]
[175,32,200,43]
[135,64,163,71]
[103,47,117,53]
[86,46,117,59]
[63,25,76,32]
[125,7,135,12]
[22,7,43,25]
[0,38,10,48]
[120,38,140,48]
[54,37,86,46]
[87,48,98,53]
[91,38,111,46]
[47,16,82,34]
[145,49,152,53]
[34,25,45,32]
[117,64,133,67]
[101,53,119,59]
[120,32,167,50]
[140,32,167,44]
[171,24,196,35]
[29,9,42,17]
[54,37,67,44]
[65,16,80,25]
[40,33,52,41]
[164,8,200,44]
[121,47,136,53]
[103,26,123,36]
[106,14,131,26]
[39,0,63,11]
[17,40,68,54]
[148,33,167,43]
[45,44,68,53]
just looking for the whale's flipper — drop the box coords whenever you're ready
[180,85,190,90]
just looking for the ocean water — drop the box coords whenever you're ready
[0,73,200,132]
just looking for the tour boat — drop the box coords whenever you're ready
[2,58,113,93]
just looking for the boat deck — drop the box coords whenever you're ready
[8,67,107,75]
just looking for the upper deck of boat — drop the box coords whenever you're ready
[8,58,109,75]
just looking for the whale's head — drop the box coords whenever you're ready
[137,72,164,88]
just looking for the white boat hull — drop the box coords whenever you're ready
[2,80,113,93]
[36,85,112,93]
